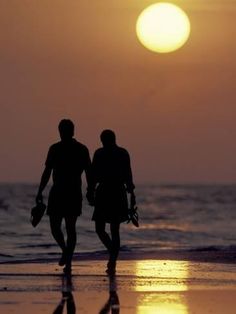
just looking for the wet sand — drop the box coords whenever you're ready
[1,257,236,313]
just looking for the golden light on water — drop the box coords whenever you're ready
[137,294,188,314]
[135,260,189,292]
[135,260,189,314]
[136,3,191,53]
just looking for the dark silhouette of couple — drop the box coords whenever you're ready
[36,119,136,275]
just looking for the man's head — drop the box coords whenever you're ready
[58,119,74,141]
[100,129,116,147]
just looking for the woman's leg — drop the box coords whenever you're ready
[95,221,112,253]
[110,223,120,262]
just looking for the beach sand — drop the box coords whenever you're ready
[1,254,236,313]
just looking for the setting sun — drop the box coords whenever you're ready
[136,2,191,53]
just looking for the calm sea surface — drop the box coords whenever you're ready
[1,183,236,263]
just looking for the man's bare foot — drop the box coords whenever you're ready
[63,264,72,274]
[58,250,67,266]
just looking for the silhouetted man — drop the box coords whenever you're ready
[36,119,91,273]
[87,130,136,274]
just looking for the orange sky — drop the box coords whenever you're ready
[0,0,235,183]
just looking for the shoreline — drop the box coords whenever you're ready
[1,247,236,265]
[1,258,236,313]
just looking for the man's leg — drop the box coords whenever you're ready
[50,215,66,252]
[64,215,78,269]
[95,221,112,253]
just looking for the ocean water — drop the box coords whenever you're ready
[1,183,236,263]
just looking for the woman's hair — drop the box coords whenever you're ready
[100,129,116,146]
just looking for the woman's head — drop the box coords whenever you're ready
[100,129,116,147]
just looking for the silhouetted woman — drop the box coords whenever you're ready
[87,130,136,274]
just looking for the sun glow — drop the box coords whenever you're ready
[134,260,189,292]
[135,260,189,314]
[136,3,191,53]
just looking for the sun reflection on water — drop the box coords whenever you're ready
[135,260,189,314]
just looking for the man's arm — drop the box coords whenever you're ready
[86,149,102,206]
[83,147,95,206]
[36,166,52,204]
[83,147,92,188]
[124,151,135,191]
[124,150,136,206]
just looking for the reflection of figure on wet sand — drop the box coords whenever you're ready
[99,275,120,314]
[53,274,76,314]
